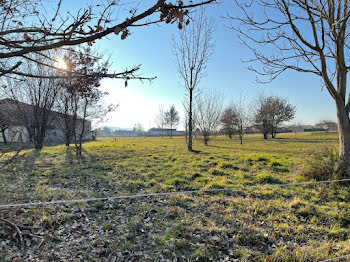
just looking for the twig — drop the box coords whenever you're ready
[0,218,24,251]
[17,224,40,231]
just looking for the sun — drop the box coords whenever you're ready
[56,59,68,70]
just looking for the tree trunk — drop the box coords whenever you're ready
[27,128,34,143]
[170,123,173,139]
[229,134,232,139]
[188,89,193,151]
[271,127,276,138]
[35,139,43,150]
[336,98,350,165]
[263,133,267,139]
[34,128,44,150]
[1,129,7,144]
[65,132,71,146]
[239,121,243,144]
[204,135,208,146]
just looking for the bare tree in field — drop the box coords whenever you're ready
[155,104,166,138]
[173,8,214,151]
[222,94,250,143]
[253,96,295,139]
[73,90,115,158]
[230,0,350,165]
[0,0,215,81]
[165,105,180,138]
[221,107,237,139]
[57,46,115,157]
[268,97,296,138]
[232,95,251,144]
[3,54,60,149]
[254,96,273,140]
[195,91,222,145]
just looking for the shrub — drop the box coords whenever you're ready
[297,146,348,181]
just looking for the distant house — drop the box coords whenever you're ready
[0,98,91,143]
[148,128,185,137]
[100,129,138,137]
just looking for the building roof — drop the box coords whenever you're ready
[0,98,90,124]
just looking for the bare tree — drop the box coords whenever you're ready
[268,97,296,138]
[56,90,76,146]
[165,105,180,138]
[254,96,273,140]
[56,46,110,148]
[230,0,350,165]
[0,0,215,80]
[57,46,114,157]
[195,91,222,145]
[221,107,237,139]
[155,104,166,138]
[74,91,114,158]
[253,96,295,139]
[173,8,214,151]
[232,96,251,144]
[3,54,60,149]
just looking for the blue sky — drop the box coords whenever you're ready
[63,0,336,129]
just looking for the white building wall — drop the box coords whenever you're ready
[0,126,30,143]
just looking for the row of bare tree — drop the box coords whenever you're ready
[181,92,296,146]
[0,47,113,157]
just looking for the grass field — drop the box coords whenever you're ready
[0,132,350,261]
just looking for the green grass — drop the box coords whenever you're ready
[0,132,349,261]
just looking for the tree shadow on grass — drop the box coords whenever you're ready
[191,149,203,154]
[0,149,42,194]
[20,148,41,170]
[63,141,93,164]
[207,144,235,150]
[190,149,211,155]
[277,139,338,143]
[81,147,98,163]
[65,146,75,164]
